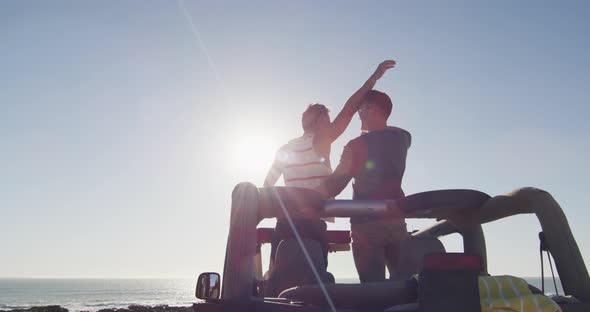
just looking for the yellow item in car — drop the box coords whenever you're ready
[479,275,561,312]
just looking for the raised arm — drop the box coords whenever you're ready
[316,60,396,145]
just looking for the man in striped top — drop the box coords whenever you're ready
[264,60,396,267]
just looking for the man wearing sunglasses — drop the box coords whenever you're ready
[264,60,396,270]
[316,87,411,283]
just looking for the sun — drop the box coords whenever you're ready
[233,134,280,181]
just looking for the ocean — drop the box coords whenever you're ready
[0,278,196,311]
[0,277,564,311]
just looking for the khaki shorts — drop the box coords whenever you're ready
[350,219,409,282]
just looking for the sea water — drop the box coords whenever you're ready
[0,277,564,311]
[0,278,196,311]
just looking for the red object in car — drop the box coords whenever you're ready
[423,253,483,270]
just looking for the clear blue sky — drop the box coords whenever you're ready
[1,1,589,279]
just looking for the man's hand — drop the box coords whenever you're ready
[371,60,396,81]
[314,184,330,198]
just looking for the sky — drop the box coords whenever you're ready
[1,1,589,280]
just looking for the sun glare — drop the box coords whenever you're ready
[234,134,280,181]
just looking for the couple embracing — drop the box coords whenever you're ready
[264,60,411,283]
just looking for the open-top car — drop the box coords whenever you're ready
[193,183,590,311]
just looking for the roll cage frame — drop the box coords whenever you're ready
[217,184,590,305]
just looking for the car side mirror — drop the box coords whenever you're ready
[195,272,221,300]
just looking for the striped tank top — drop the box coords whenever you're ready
[276,134,332,189]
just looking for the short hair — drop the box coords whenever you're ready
[365,90,392,118]
[302,103,329,132]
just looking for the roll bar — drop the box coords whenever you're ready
[222,184,590,303]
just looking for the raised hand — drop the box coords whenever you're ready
[372,60,396,80]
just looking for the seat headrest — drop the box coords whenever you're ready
[392,236,446,281]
